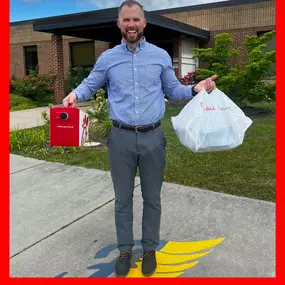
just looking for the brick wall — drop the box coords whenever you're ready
[51,34,65,104]
[162,0,275,31]
[162,0,275,69]
[10,24,51,44]
[10,24,110,79]
[10,44,25,78]
[38,41,54,75]
[95,41,111,61]
[10,40,55,78]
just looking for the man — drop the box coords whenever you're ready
[63,0,217,277]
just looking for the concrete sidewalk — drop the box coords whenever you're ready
[10,154,276,278]
[10,106,50,130]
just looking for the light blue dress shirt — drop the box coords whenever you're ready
[73,38,194,126]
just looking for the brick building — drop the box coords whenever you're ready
[10,0,275,103]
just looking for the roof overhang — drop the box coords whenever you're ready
[32,7,210,43]
[152,0,271,14]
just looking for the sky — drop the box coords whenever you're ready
[10,0,227,22]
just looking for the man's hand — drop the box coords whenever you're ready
[194,75,217,94]
[63,92,77,108]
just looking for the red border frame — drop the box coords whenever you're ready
[3,0,10,280]
[275,0,281,283]
[4,0,280,284]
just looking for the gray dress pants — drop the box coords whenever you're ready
[107,125,166,251]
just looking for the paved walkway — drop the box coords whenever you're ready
[10,154,275,277]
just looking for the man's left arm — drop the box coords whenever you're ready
[160,53,196,101]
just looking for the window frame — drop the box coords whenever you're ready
[24,45,39,75]
[70,41,95,68]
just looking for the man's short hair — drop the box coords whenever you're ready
[118,0,145,18]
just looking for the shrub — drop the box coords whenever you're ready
[87,89,109,122]
[192,31,276,105]
[179,71,200,86]
[89,119,112,139]
[65,66,93,93]
[11,72,55,102]
[10,74,16,93]
[10,128,47,151]
[86,89,112,139]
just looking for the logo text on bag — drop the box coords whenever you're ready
[200,102,232,112]
[218,106,232,111]
[200,102,216,111]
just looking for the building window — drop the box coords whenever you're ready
[257,30,275,52]
[70,41,95,68]
[24,45,38,75]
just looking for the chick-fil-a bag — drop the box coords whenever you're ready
[171,88,252,153]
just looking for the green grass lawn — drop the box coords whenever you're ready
[10,94,52,111]
[11,102,275,202]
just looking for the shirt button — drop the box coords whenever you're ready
[135,82,138,85]
[136,111,138,114]
[136,97,138,99]
[134,68,137,71]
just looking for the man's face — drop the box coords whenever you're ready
[117,5,147,44]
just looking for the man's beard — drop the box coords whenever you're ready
[121,30,144,44]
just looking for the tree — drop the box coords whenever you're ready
[191,31,276,106]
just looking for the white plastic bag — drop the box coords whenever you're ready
[171,88,252,153]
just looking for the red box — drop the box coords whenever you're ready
[50,107,89,147]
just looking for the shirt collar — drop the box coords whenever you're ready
[121,37,146,52]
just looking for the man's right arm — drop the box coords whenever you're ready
[63,54,108,107]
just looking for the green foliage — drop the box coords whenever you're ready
[246,82,276,103]
[89,119,112,138]
[193,33,240,75]
[87,89,109,122]
[11,72,55,102]
[41,104,53,125]
[57,146,65,154]
[192,31,276,105]
[10,94,38,111]
[28,66,39,77]
[10,74,16,93]
[66,66,93,93]
[71,147,78,153]
[10,128,47,151]
[86,89,112,139]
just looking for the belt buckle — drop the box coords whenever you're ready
[135,126,139,133]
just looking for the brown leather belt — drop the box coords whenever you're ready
[112,120,161,132]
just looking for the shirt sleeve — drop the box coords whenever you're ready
[160,52,194,101]
[72,53,108,101]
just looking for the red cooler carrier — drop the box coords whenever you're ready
[50,107,89,147]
